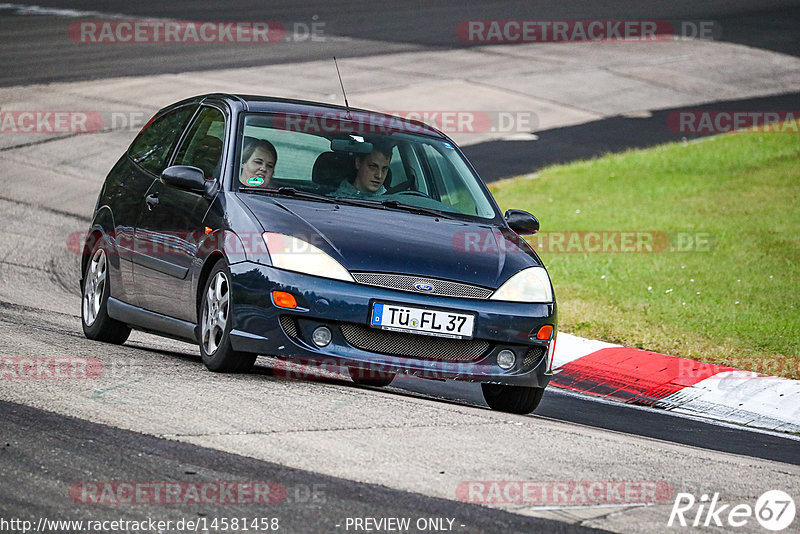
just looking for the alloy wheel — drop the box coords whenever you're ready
[82,248,107,326]
[201,271,230,355]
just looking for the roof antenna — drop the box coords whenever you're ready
[333,56,352,120]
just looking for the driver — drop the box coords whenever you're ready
[333,142,392,197]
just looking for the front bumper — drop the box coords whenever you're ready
[227,262,557,387]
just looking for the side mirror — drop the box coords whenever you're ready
[160,165,207,193]
[504,209,539,234]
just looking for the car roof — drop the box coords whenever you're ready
[192,93,446,139]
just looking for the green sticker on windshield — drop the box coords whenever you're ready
[246,176,264,186]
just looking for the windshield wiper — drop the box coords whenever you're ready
[319,195,457,219]
[274,186,338,201]
[240,187,456,219]
[241,187,390,210]
[239,186,339,204]
[377,199,456,219]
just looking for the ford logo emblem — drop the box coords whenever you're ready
[413,282,435,293]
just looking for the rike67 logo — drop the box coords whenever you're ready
[669,490,796,531]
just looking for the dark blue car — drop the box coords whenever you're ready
[80,93,557,413]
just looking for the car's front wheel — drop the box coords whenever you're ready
[199,259,256,373]
[82,242,131,344]
[481,383,545,414]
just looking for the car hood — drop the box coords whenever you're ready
[237,195,542,289]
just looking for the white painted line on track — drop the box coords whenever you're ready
[0,2,161,20]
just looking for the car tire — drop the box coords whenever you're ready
[199,259,256,373]
[82,241,131,344]
[348,366,396,387]
[481,384,545,414]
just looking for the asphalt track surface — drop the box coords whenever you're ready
[1,0,799,86]
[463,90,800,181]
[1,1,800,532]
[1,400,601,534]
[2,1,798,177]
[399,380,800,466]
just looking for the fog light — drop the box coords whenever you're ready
[312,326,332,347]
[497,349,516,370]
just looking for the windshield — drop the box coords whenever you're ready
[235,112,498,220]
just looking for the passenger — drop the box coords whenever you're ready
[333,142,392,197]
[239,138,277,187]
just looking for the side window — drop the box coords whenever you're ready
[391,142,429,195]
[398,143,427,194]
[128,106,195,175]
[174,107,226,178]
[422,144,479,215]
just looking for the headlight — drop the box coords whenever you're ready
[262,232,354,282]
[490,267,553,303]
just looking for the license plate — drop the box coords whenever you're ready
[370,302,475,339]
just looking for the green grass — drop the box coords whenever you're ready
[489,127,800,378]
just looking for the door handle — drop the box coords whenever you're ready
[145,193,159,210]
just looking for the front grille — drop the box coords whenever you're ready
[351,272,493,299]
[279,315,298,338]
[523,345,547,369]
[340,323,490,362]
